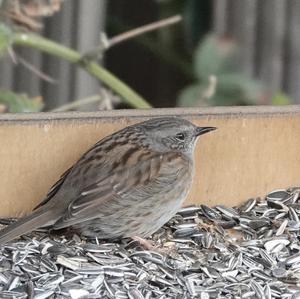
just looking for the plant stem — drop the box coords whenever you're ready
[51,95,103,112]
[12,32,152,108]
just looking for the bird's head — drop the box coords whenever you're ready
[138,117,216,155]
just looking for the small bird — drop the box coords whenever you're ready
[0,117,216,244]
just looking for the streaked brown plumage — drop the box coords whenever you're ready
[0,117,216,244]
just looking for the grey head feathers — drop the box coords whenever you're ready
[135,117,215,154]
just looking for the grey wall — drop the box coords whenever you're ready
[1,0,300,108]
[0,0,107,110]
[213,0,300,103]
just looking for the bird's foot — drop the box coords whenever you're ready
[132,236,176,255]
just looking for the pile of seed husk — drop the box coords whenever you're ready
[1,188,300,299]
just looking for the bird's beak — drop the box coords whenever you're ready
[195,126,217,137]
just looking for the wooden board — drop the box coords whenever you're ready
[1,106,300,217]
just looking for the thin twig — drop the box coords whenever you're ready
[107,16,193,79]
[108,15,182,48]
[81,15,182,61]
[51,94,103,112]
[7,47,17,64]
[1,10,42,31]
[16,54,57,83]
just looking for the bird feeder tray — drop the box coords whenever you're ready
[1,106,300,218]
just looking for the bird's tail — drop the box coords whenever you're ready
[0,208,56,244]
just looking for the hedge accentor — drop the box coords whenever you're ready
[0,117,216,244]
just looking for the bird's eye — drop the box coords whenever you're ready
[175,133,185,141]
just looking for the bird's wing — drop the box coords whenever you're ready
[34,166,73,210]
[34,132,136,210]
[53,148,188,229]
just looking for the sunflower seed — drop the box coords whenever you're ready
[0,187,299,298]
[275,219,288,236]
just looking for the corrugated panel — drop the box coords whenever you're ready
[227,0,257,76]
[1,0,300,107]
[284,0,300,102]
[0,0,107,110]
[256,0,286,94]
[213,0,300,103]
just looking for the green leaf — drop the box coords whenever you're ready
[178,34,268,107]
[215,74,263,105]
[0,90,44,112]
[194,34,237,80]
[177,84,209,107]
[178,74,264,107]
[271,92,293,105]
[0,23,13,56]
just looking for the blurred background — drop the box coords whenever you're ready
[0,0,299,112]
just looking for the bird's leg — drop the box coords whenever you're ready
[132,236,156,251]
[132,236,177,255]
